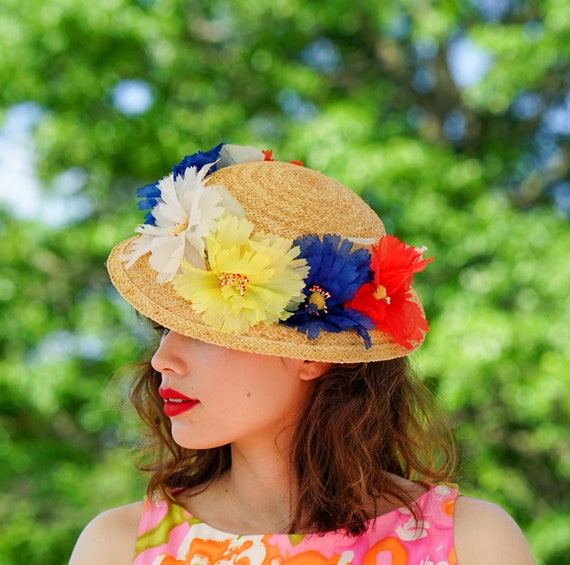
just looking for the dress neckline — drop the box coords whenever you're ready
[163,482,447,538]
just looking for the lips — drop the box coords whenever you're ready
[159,387,199,417]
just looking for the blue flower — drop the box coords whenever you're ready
[172,143,225,180]
[136,183,162,224]
[283,234,375,347]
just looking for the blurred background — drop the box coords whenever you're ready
[1,0,569,563]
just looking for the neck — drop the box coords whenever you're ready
[219,430,297,533]
[220,442,294,533]
[180,408,308,534]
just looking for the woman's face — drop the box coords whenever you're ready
[151,330,325,451]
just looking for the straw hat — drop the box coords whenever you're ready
[107,145,430,363]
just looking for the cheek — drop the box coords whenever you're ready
[241,377,304,415]
[213,358,304,413]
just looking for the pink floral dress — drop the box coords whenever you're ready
[133,484,458,564]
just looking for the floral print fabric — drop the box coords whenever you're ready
[133,484,458,565]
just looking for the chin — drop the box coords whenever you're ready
[171,428,229,451]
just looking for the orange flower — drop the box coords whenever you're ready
[186,537,254,562]
[346,235,432,349]
[363,537,408,565]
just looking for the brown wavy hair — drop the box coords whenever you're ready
[129,333,456,535]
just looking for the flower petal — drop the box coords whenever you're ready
[120,233,154,268]
[346,234,432,349]
[217,144,266,167]
[283,234,373,345]
[172,144,224,179]
[149,236,185,283]
[172,215,308,334]
[371,235,432,296]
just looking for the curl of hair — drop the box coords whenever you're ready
[129,352,455,535]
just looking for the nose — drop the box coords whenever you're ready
[150,330,188,377]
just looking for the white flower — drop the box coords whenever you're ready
[217,144,266,167]
[122,164,245,282]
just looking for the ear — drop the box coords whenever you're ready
[298,360,333,382]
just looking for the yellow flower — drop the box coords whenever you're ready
[172,214,309,334]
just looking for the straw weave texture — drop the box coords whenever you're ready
[107,161,422,362]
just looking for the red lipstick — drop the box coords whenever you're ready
[159,387,199,417]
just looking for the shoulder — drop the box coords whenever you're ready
[453,496,535,565]
[68,501,144,565]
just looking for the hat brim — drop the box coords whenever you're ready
[107,237,422,363]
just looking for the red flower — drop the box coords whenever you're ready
[345,235,432,349]
[262,150,304,166]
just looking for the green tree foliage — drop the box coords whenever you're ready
[1,1,569,563]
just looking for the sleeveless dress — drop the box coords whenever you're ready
[133,484,458,565]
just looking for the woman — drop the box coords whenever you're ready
[70,144,534,564]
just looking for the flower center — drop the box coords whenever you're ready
[373,284,391,304]
[168,221,188,237]
[306,284,331,316]
[218,272,250,296]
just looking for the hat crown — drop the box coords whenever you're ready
[208,161,385,240]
